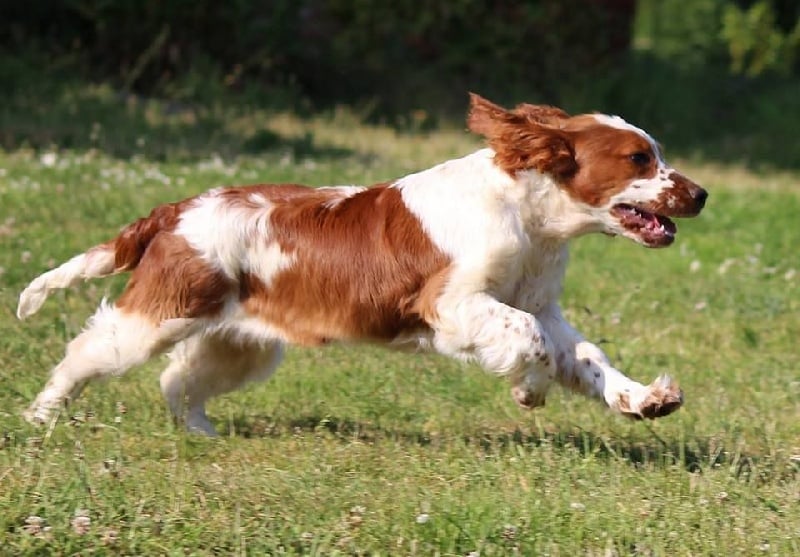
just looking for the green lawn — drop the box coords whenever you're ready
[1,94,799,555]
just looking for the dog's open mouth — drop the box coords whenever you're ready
[611,204,677,247]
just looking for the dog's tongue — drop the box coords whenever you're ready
[654,213,677,235]
[617,205,676,235]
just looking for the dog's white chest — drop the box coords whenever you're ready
[503,244,569,314]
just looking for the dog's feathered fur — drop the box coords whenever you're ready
[18,94,707,435]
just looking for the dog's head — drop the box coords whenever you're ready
[468,93,707,247]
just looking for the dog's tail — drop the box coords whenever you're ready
[17,202,186,320]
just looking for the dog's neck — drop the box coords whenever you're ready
[504,165,603,243]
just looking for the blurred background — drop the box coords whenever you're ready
[1,0,798,168]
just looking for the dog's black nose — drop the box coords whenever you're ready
[692,186,708,209]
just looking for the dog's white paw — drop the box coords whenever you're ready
[619,374,683,420]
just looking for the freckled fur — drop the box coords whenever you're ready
[17,93,707,435]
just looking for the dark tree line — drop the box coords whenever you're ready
[0,0,637,107]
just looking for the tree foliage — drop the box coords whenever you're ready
[722,0,800,76]
[636,0,799,76]
[1,0,635,106]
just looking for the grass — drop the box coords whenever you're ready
[0,86,799,555]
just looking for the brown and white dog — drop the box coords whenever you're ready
[17,94,707,435]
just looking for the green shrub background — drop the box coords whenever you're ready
[1,0,799,167]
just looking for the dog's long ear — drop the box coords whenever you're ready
[467,92,513,137]
[467,93,577,179]
[492,126,577,180]
[514,103,571,126]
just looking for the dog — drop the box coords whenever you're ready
[17,93,707,436]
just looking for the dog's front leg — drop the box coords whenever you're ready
[539,303,683,419]
[433,293,557,408]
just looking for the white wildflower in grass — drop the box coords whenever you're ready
[198,154,226,171]
[347,505,365,528]
[71,514,91,535]
[718,258,737,274]
[40,152,57,167]
[689,260,701,273]
[144,166,171,185]
[102,458,119,478]
[415,513,430,524]
[336,535,354,548]
[101,528,119,546]
[570,502,586,511]
[784,268,795,281]
[694,301,707,311]
[0,217,15,237]
[22,515,46,536]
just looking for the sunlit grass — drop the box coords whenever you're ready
[1,97,798,555]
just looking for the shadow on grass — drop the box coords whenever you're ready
[226,413,777,478]
[0,96,354,163]
[0,60,354,162]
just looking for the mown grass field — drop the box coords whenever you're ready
[0,90,799,555]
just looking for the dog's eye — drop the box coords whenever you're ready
[629,152,651,166]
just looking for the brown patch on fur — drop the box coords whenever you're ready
[409,264,452,325]
[219,183,346,208]
[117,233,233,322]
[101,183,351,276]
[559,118,658,207]
[616,392,640,419]
[637,381,684,419]
[238,184,452,345]
[619,379,684,420]
[467,94,699,210]
[111,198,194,271]
[513,102,571,125]
[651,172,708,217]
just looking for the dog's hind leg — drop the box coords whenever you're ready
[24,232,233,426]
[23,302,198,425]
[160,334,284,436]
